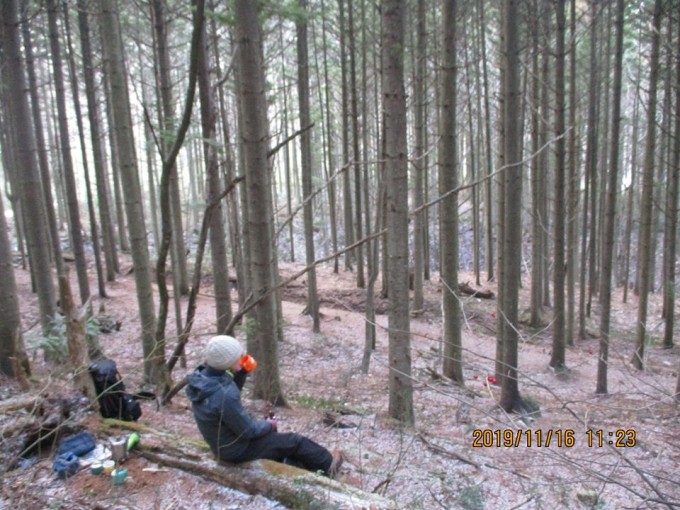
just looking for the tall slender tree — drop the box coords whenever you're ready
[565,0,578,346]
[212,21,245,312]
[99,0,158,385]
[47,0,90,304]
[633,0,663,370]
[383,0,414,425]
[550,0,567,370]
[579,0,600,335]
[539,4,551,310]
[439,0,463,385]
[596,0,625,395]
[338,0,354,272]
[235,0,285,405]
[1,0,57,334]
[480,3,495,282]
[319,0,339,273]
[297,0,320,332]
[151,0,190,297]
[62,2,106,299]
[348,0,364,288]
[77,0,119,281]
[21,10,63,281]
[663,12,680,350]
[0,189,27,378]
[278,23,295,263]
[196,0,232,334]
[529,0,544,328]
[499,0,523,412]
[412,0,427,312]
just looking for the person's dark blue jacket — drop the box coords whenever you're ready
[185,365,273,462]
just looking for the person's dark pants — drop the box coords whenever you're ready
[232,432,333,475]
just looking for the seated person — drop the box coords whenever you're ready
[186,335,343,477]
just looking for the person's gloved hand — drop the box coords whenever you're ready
[266,418,277,431]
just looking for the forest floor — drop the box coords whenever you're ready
[1,255,680,510]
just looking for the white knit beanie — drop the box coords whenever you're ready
[204,335,243,371]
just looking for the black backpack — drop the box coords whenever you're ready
[89,358,142,421]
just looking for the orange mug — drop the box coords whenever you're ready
[241,354,258,372]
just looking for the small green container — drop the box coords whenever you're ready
[111,467,128,485]
[126,432,140,451]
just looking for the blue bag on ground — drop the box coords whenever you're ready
[57,431,96,457]
[53,452,80,479]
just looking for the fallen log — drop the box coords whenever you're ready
[139,448,396,510]
[103,420,396,509]
[0,394,45,415]
[1,395,88,472]
[458,282,494,299]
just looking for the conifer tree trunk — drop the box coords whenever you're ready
[660,14,675,288]
[103,68,129,253]
[1,0,57,334]
[657,15,674,306]
[565,0,578,347]
[439,0,463,385]
[21,15,63,279]
[154,0,206,378]
[494,3,507,381]
[234,62,252,309]
[529,0,543,328]
[383,0,414,425]
[296,0,320,332]
[360,0,373,288]
[235,0,285,405]
[211,22,244,311]
[479,3,494,281]
[412,0,426,311]
[0,189,27,378]
[278,23,296,263]
[99,0,158,385]
[595,2,613,301]
[319,0,339,273]
[633,0,663,370]
[663,13,680,349]
[596,0,625,395]
[348,0,364,288]
[499,0,523,412]
[462,38,480,287]
[539,6,551,310]
[0,115,27,273]
[139,50,161,253]
[622,65,641,303]
[338,0,354,272]
[151,0,190,297]
[76,0,119,280]
[62,2,107,299]
[47,0,90,304]
[196,2,232,334]
[580,0,600,333]
[550,0,567,370]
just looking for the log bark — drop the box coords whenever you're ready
[0,395,44,414]
[458,282,495,299]
[105,421,396,509]
[1,395,87,470]
[139,448,396,509]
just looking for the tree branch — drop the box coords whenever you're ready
[224,229,386,336]
[165,175,245,376]
[154,0,205,390]
[267,123,314,159]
